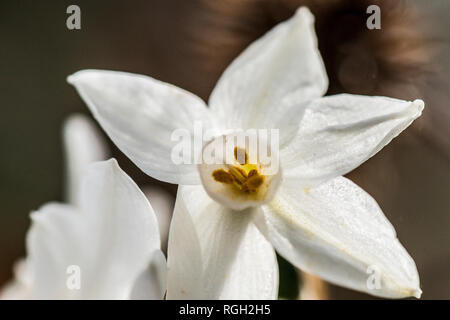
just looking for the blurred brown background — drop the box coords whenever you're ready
[0,0,448,299]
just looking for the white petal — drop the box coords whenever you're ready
[282,95,424,187]
[68,70,218,185]
[130,250,167,300]
[167,185,278,300]
[63,113,109,207]
[166,187,203,299]
[27,203,87,299]
[209,7,328,146]
[254,176,421,298]
[27,159,163,299]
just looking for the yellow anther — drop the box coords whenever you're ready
[211,147,267,194]
[247,169,258,178]
[228,166,247,184]
[213,163,265,194]
[245,175,264,191]
[212,169,234,184]
[241,163,258,175]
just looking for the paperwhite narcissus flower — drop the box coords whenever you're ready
[28,159,166,299]
[64,114,175,250]
[1,116,166,299]
[1,114,109,299]
[68,7,423,299]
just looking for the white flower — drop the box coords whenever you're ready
[64,114,174,250]
[67,7,423,299]
[29,159,166,299]
[1,116,166,299]
[63,113,110,206]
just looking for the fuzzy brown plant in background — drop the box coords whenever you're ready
[189,0,429,99]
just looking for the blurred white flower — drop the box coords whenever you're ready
[68,7,423,298]
[29,159,166,299]
[2,159,166,300]
[63,113,110,206]
[1,116,166,299]
[2,114,109,299]
[64,114,174,251]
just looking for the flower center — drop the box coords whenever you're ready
[212,147,265,194]
[198,132,281,211]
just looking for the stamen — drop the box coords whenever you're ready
[212,169,234,184]
[242,163,257,174]
[248,169,258,178]
[243,175,264,192]
[200,132,281,210]
[198,132,281,211]
[213,162,265,194]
